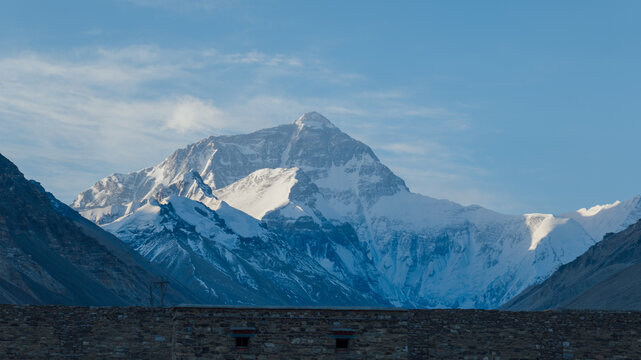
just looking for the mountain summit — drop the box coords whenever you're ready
[72,113,641,308]
[294,111,337,130]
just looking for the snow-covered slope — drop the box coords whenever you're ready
[502,219,641,311]
[365,192,595,307]
[213,168,298,220]
[72,112,641,308]
[104,195,377,306]
[563,196,641,241]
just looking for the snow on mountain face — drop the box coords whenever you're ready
[365,192,596,307]
[294,111,337,130]
[104,195,376,306]
[563,196,641,241]
[72,112,641,308]
[213,167,300,220]
[525,213,571,250]
[72,112,406,225]
[502,219,641,311]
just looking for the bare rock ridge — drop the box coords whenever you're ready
[502,219,641,311]
[0,153,199,306]
[69,112,641,308]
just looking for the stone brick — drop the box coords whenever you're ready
[1,305,641,359]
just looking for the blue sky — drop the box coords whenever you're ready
[1,0,640,214]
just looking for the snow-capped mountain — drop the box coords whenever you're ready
[73,112,406,226]
[72,112,641,308]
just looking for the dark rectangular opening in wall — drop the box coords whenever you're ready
[330,328,356,353]
[229,327,256,350]
[235,337,249,348]
[336,338,349,350]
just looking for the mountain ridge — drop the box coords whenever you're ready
[71,112,641,308]
[501,219,641,311]
[0,153,200,306]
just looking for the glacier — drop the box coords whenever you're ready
[72,112,641,308]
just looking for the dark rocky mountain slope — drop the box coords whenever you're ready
[502,219,641,310]
[0,153,199,306]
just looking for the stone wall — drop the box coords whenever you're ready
[172,307,408,359]
[409,309,641,359]
[2,305,641,359]
[0,306,172,359]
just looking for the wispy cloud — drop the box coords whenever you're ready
[220,50,303,67]
[0,45,331,202]
[164,96,224,133]
[381,143,429,155]
[0,45,494,210]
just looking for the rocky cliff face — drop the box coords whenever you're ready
[72,112,641,308]
[0,153,198,306]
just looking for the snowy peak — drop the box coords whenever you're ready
[564,195,641,241]
[577,201,623,217]
[294,111,337,130]
[69,112,641,309]
[72,111,407,225]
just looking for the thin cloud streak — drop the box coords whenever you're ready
[0,45,498,210]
